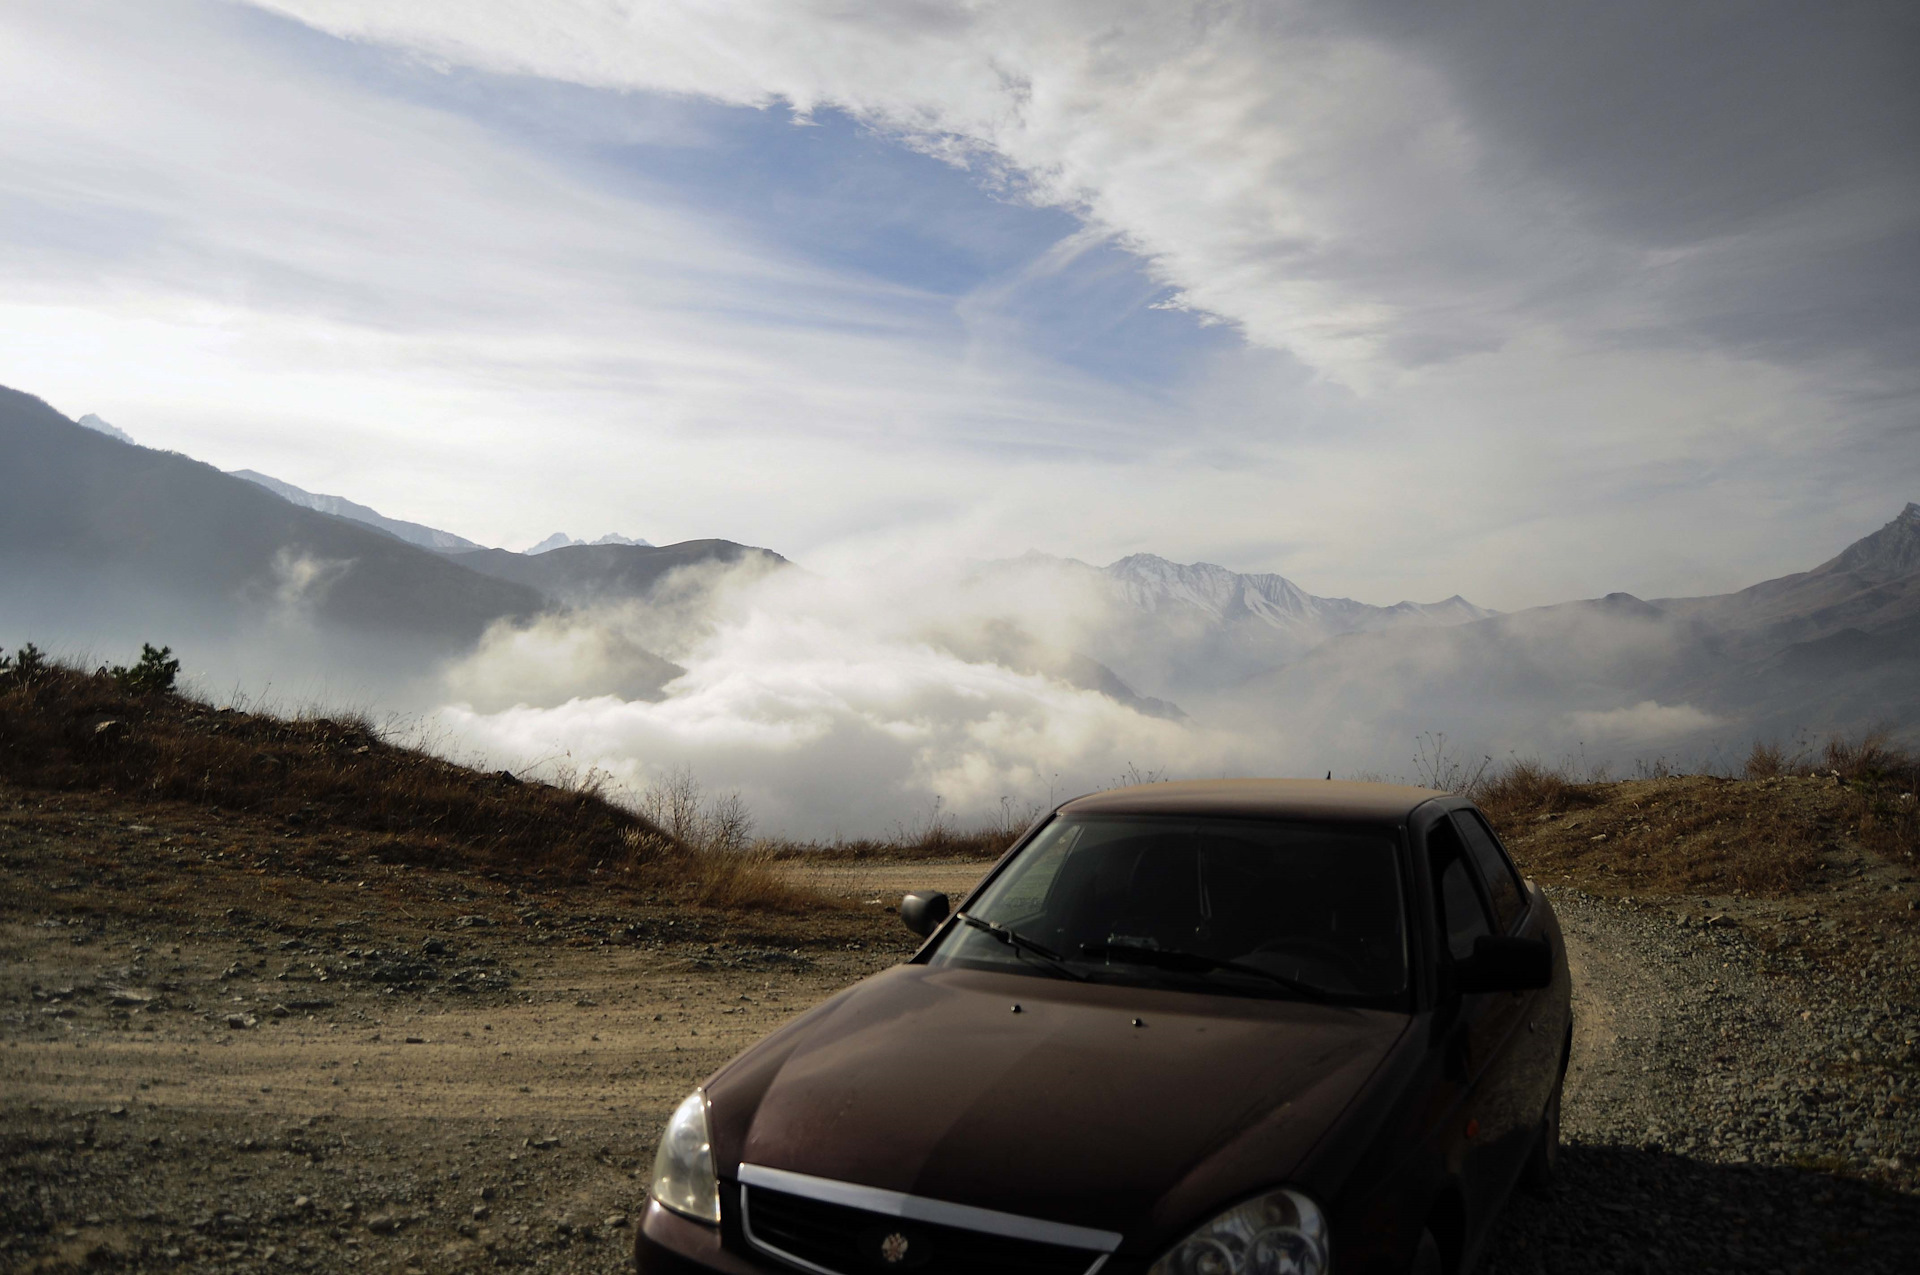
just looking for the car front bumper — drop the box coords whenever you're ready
[634,1198,780,1275]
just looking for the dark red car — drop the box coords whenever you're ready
[636,780,1571,1275]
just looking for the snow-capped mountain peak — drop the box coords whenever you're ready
[1101,554,1493,636]
[78,413,135,444]
[230,469,483,553]
[524,531,653,554]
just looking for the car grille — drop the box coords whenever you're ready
[742,1184,1106,1275]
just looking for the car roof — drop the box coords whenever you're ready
[1060,778,1448,822]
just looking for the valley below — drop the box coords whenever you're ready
[2,777,1917,1273]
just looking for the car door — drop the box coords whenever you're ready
[1428,814,1533,1238]
[1454,809,1561,1160]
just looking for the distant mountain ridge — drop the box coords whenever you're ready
[0,387,544,659]
[1104,552,1494,635]
[1233,503,1920,762]
[982,551,1498,698]
[1660,502,1920,655]
[231,470,485,554]
[0,387,788,704]
[526,532,652,553]
[6,381,1915,753]
[450,539,786,606]
[77,413,135,445]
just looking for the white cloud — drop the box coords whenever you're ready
[244,1,1917,388]
[430,557,1212,835]
[241,1,1538,385]
[224,0,1917,603]
[1565,701,1721,741]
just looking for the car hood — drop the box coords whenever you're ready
[706,964,1408,1239]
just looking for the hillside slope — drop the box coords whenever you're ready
[447,538,788,606]
[0,387,543,655]
[231,469,485,554]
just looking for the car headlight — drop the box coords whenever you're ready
[1147,1188,1329,1275]
[650,1090,721,1224]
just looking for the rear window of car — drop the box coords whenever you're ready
[926,816,1409,1005]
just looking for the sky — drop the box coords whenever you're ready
[3,0,1917,611]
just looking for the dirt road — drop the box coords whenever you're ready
[3,798,1915,1273]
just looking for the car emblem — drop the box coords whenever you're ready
[858,1223,930,1269]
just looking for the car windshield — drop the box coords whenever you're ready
[925,815,1408,1005]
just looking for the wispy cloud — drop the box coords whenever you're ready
[249,1,1920,385]
[1,0,1912,612]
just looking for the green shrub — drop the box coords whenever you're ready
[0,642,47,685]
[110,643,180,696]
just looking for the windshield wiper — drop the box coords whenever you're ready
[956,913,1087,981]
[1080,941,1329,1002]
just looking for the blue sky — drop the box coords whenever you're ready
[385,53,1241,394]
[2,0,1914,610]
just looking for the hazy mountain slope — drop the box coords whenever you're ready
[1660,503,1920,653]
[448,539,787,606]
[1106,553,1493,636]
[0,387,543,655]
[231,469,484,553]
[1229,507,1920,769]
[983,552,1495,699]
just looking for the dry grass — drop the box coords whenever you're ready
[1477,732,1918,899]
[759,794,1037,863]
[1742,729,1920,786]
[1473,758,1607,824]
[760,828,1021,864]
[1490,776,1831,896]
[1743,730,1920,863]
[0,657,819,908]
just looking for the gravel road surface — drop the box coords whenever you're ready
[4,823,1914,1272]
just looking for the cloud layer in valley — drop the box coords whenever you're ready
[420,550,1761,838]
[428,553,1210,836]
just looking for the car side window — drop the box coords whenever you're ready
[1428,819,1492,963]
[1453,811,1526,932]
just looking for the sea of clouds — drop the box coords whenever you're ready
[418,551,1731,839]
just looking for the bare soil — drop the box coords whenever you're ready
[3,779,1917,1273]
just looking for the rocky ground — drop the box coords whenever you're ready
[2,782,1916,1273]
[1482,889,1919,1273]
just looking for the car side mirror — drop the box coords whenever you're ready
[1456,935,1551,993]
[899,891,950,938]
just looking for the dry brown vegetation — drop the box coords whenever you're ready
[1744,731,1920,862]
[761,827,1022,863]
[1470,735,1919,900]
[756,793,1037,864]
[0,653,818,908]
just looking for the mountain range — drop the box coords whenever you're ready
[230,470,486,554]
[1232,504,1920,766]
[0,388,770,696]
[985,551,1497,699]
[5,384,1916,756]
[1103,553,1493,635]
[227,471,652,559]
